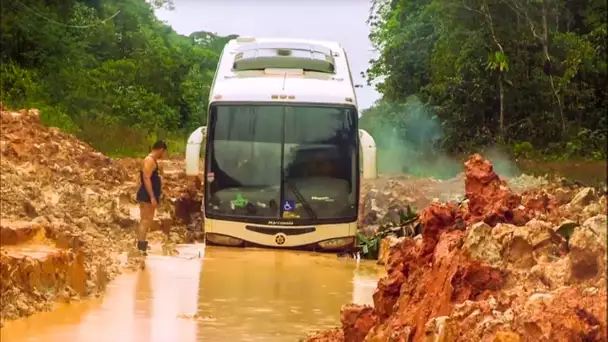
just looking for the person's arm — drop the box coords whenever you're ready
[142,157,157,205]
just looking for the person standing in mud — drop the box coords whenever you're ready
[136,140,167,255]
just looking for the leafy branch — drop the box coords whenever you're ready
[357,205,420,260]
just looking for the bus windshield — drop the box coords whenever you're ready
[205,104,358,223]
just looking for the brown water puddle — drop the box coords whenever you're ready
[1,245,382,342]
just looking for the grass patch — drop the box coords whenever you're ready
[75,119,189,158]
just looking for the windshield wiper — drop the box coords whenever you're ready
[286,180,318,220]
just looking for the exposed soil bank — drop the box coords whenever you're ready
[0,107,198,326]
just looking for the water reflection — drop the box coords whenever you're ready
[134,268,152,342]
[195,248,380,341]
[1,245,382,342]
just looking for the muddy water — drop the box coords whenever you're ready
[1,245,382,342]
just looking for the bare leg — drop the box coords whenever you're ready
[137,203,149,241]
[138,203,155,253]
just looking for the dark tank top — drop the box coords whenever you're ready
[137,157,162,201]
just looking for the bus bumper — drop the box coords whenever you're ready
[204,218,357,252]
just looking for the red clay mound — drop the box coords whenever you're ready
[464,153,529,226]
[367,202,505,342]
[306,154,607,342]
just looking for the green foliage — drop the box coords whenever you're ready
[512,141,534,158]
[1,0,235,157]
[0,62,40,106]
[487,51,509,73]
[357,205,420,260]
[364,0,607,160]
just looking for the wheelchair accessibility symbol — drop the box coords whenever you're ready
[275,233,286,245]
[282,200,295,212]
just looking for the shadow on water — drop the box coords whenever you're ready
[1,245,382,342]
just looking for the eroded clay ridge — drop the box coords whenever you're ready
[0,106,198,325]
[307,154,607,342]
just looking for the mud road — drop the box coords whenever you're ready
[1,245,382,342]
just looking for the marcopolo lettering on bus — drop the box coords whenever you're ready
[311,196,334,202]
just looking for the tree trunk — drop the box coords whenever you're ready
[549,73,566,134]
[541,1,566,134]
[499,73,505,142]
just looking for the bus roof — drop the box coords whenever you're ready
[210,37,358,107]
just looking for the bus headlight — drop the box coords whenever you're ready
[318,237,355,250]
[206,233,244,247]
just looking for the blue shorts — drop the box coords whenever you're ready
[136,186,161,203]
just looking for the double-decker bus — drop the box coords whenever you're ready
[185,37,377,252]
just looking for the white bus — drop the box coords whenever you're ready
[185,37,376,252]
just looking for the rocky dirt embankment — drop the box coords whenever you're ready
[0,106,198,325]
[307,154,607,342]
[358,170,549,230]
